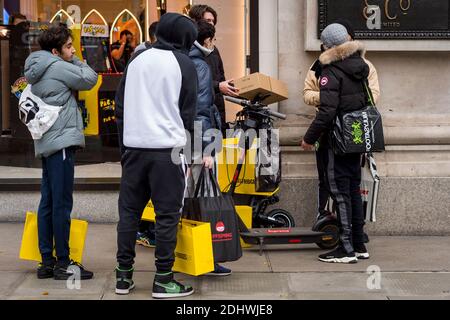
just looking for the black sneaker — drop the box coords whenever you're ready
[115,267,135,295]
[354,243,370,259]
[206,264,232,276]
[37,262,55,279]
[53,260,94,280]
[319,247,358,264]
[152,272,194,299]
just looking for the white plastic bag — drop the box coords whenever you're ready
[18,85,62,140]
[360,153,380,222]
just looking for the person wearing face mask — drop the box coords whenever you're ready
[189,5,240,135]
[188,20,232,277]
[24,24,98,280]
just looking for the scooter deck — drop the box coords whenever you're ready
[240,228,331,255]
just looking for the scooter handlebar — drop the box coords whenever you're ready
[224,96,250,107]
[225,96,287,120]
[267,109,287,120]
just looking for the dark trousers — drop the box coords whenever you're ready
[116,149,186,272]
[315,146,331,216]
[38,148,75,265]
[324,148,365,254]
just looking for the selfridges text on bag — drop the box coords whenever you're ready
[360,153,380,222]
[330,81,385,155]
[18,84,62,140]
[255,129,281,193]
[183,167,243,263]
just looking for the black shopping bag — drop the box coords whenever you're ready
[183,167,243,263]
[329,80,385,155]
[255,129,281,193]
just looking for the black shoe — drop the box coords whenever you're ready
[152,272,194,299]
[37,262,55,279]
[115,267,135,295]
[206,264,232,276]
[319,247,358,264]
[354,243,370,259]
[53,260,94,280]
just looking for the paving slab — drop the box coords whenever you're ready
[0,272,27,298]
[267,237,450,273]
[6,272,110,300]
[381,272,450,297]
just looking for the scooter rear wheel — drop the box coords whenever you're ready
[265,209,296,228]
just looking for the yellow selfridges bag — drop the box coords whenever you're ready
[173,219,215,277]
[19,212,88,263]
[143,202,253,248]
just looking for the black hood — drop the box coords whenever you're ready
[319,41,369,81]
[154,13,198,55]
[333,55,369,81]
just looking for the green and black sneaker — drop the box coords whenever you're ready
[152,272,194,299]
[115,267,135,295]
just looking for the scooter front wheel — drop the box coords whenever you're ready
[265,209,296,228]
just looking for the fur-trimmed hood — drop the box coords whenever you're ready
[319,40,366,66]
[319,40,369,81]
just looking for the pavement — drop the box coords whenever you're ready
[1,223,449,300]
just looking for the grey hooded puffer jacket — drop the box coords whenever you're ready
[24,51,98,158]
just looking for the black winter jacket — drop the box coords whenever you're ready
[304,41,370,146]
[206,47,226,114]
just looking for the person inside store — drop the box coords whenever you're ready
[111,30,135,73]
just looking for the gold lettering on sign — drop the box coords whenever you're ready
[385,0,398,20]
[400,0,411,11]
[363,0,412,21]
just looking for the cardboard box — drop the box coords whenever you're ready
[234,72,288,105]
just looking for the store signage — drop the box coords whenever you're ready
[82,24,109,38]
[318,0,450,39]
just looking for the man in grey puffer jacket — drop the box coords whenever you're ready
[24,24,98,280]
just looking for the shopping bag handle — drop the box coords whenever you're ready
[194,166,220,198]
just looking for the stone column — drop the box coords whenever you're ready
[259,0,279,110]
[19,0,38,22]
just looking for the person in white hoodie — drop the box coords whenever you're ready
[114,13,198,299]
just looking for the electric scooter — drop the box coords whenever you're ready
[222,96,339,255]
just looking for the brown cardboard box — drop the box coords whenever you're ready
[233,73,289,105]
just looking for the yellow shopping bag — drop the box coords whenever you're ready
[19,212,88,263]
[173,219,215,277]
[142,201,155,222]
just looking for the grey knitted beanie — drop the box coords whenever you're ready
[321,23,349,48]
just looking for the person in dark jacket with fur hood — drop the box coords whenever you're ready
[301,23,371,264]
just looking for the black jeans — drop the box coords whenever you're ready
[38,148,75,265]
[324,148,365,254]
[116,149,186,272]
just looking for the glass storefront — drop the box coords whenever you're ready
[0,0,248,169]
